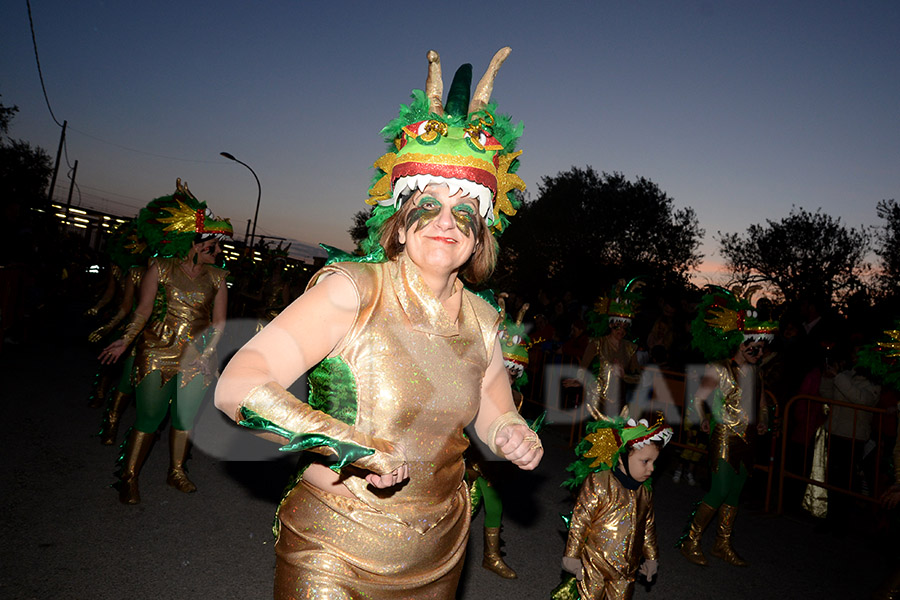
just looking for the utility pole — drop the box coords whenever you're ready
[48,120,66,204]
[65,160,78,211]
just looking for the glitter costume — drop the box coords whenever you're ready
[217,48,539,599]
[555,411,672,600]
[132,257,227,390]
[678,286,776,567]
[565,470,658,599]
[105,179,232,504]
[579,280,644,418]
[260,254,499,597]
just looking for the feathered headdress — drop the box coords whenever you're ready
[587,278,644,337]
[106,218,149,271]
[497,293,538,390]
[137,178,233,259]
[691,285,778,362]
[564,406,672,490]
[361,48,524,255]
[857,322,900,390]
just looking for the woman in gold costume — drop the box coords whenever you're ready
[100,180,232,504]
[215,48,543,600]
[678,287,776,567]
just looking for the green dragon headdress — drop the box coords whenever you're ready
[366,48,525,239]
[497,293,537,390]
[691,285,779,362]
[137,178,233,259]
[564,406,673,490]
[587,278,644,337]
[106,218,149,271]
[857,322,900,390]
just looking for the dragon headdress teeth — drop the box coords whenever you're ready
[367,48,525,235]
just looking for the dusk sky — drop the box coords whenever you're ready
[3,1,898,278]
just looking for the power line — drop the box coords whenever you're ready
[67,125,222,164]
[26,0,62,128]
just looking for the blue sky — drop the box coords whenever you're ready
[3,1,898,274]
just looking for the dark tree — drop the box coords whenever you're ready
[348,208,373,248]
[875,199,900,297]
[718,207,870,305]
[495,167,703,298]
[0,96,53,208]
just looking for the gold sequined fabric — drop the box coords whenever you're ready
[564,470,657,599]
[582,336,638,414]
[301,252,500,533]
[705,361,761,472]
[275,480,469,599]
[134,258,227,389]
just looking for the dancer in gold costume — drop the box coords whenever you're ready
[215,48,542,600]
[100,180,232,504]
[678,287,777,567]
[89,219,149,446]
[565,280,643,418]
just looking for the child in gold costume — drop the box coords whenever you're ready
[215,48,543,600]
[553,410,672,600]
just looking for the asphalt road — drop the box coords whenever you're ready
[1,313,890,599]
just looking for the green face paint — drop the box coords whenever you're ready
[451,203,477,237]
[406,196,442,232]
[404,195,480,238]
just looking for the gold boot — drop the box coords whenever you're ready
[118,430,154,505]
[710,504,748,566]
[482,526,517,579]
[166,428,197,493]
[100,391,130,446]
[680,502,716,566]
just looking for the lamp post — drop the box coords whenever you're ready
[220,152,262,250]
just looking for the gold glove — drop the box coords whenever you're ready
[486,410,530,456]
[238,381,406,474]
[88,308,128,343]
[121,313,148,346]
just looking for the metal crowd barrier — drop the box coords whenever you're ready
[777,394,891,514]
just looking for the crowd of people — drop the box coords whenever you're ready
[1,47,898,600]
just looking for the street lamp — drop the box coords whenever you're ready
[220,152,262,250]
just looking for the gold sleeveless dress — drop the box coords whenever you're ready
[274,253,499,600]
[134,258,227,389]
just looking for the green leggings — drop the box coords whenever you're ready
[133,371,209,433]
[114,355,136,395]
[703,458,749,508]
[473,477,503,528]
